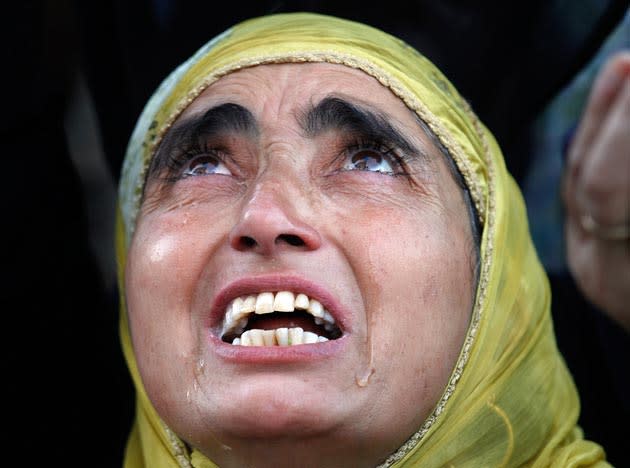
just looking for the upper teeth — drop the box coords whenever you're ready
[221,291,337,342]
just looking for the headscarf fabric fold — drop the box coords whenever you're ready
[117,12,608,467]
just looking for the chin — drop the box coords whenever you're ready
[209,378,346,440]
[182,400,384,468]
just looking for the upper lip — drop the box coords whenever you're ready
[208,274,349,336]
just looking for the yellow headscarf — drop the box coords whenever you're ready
[116,12,608,467]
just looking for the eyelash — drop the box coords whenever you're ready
[162,137,411,181]
[163,141,230,180]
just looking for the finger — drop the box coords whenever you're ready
[576,78,630,227]
[563,52,630,215]
[567,52,630,169]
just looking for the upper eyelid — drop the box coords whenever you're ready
[167,141,214,167]
[343,138,409,160]
[345,139,397,153]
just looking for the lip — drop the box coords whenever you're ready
[206,274,351,362]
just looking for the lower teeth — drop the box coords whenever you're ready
[231,327,329,346]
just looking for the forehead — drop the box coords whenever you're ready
[178,62,419,129]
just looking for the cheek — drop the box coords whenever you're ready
[340,201,472,408]
[360,218,471,342]
[339,197,472,319]
[124,212,219,377]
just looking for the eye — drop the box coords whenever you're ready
[183,154,232,177]
[342,143,399,174]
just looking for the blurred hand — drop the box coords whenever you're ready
[563,51,630,332]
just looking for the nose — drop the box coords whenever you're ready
[228,185,321,255]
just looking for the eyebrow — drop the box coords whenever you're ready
[185,102,258,136]
[301,96,421,156]
[148,102,258,177]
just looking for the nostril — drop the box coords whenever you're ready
[239,236,258,248]
[277,234,306,247]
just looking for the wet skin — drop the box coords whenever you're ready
[125,63,475,468]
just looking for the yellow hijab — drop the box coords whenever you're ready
[116,12,608,467]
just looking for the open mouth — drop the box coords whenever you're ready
[220,291,343,346]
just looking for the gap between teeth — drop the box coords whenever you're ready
[232,327,329,346]
[222,291,337,339]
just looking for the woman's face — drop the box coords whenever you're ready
[126,63,475,467]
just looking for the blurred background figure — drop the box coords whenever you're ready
[522,12,629,465]
[2,1,627,466]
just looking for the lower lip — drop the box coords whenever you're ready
[208,332,348,364]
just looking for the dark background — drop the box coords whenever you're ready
[2,1,628,466]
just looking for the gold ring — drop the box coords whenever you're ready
[580,213,630,241]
